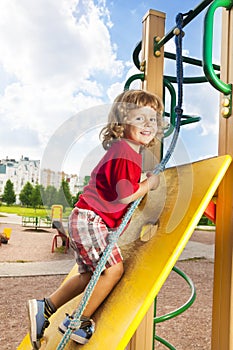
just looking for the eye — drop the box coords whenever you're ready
[150,117,157,123]
[135,116,144,121]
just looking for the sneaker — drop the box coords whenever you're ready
[58,314,95,344]
[27,299,50,349]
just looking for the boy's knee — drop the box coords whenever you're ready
[117,260,124,271]
[112,262,124,281]
[105,262,124,282]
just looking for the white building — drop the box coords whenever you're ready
[40,168,65,190]
[66,174,85,195]
[0,157,40,201]
[0,156,84,202]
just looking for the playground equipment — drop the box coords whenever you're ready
[22,216,52,230]
[51,221,70,254]
[18,155,231,350]
[18,0,233,349]
[0,227,12,244]
[55,13,186,350]
[51,205,70,254]
[129,2,233,349]
[2,227,12,239]
[137,3,233,349]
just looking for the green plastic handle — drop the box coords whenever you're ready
[203,0,233,95]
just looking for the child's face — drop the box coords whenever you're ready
[124,106,158,146]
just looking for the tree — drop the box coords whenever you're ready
[57,179,73,209]
[72,191,82,207]
[19,182,34,207]
[2,179,16,205]
[43,185,58,208]
[83,175,90,186]
[31,184,43,209]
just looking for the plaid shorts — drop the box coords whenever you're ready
[68,207,123,274]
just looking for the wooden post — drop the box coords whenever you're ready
[141,9,165,96]
[211,6,233,350]
[127,10,165,350]
[141,9,165,172]
[127,304,154,350]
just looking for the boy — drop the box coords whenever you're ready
[28,89,163,349]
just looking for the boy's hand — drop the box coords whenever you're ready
[146,172,160,191]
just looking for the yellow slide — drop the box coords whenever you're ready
[18,155,231,350]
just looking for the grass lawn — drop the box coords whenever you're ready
[0,206,48,217]
[0,206,72,218]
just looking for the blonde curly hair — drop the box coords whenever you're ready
[100,89,164,150]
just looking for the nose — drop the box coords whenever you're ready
[144,117,152,126]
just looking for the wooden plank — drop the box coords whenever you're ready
[136,10,165,347]
[212,5,233,350]
[140,9,165,172]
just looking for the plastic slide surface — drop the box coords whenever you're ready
[18,155,231,350]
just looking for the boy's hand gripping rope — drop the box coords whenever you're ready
[56,13,184,350]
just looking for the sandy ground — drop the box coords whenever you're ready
[0,219,215,350]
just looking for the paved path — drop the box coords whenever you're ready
[0,212,215,277]
[179,240,214,261]
[0,213,22,225]
[0,240,214,277]
[0,259,74,277]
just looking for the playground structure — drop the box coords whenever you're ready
[51,205,70,254]
[0,227,12,245]
[125,2,233,348]
[18,156,231,350]
[18,0,233,349]
[22,216,52,230]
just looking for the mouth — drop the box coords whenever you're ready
[140,130,152,136]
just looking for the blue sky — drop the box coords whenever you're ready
[0,0,223,175]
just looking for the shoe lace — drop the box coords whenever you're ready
[67,314,93,331]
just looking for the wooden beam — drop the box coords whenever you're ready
[211,6,233,350]
[141,9,165,172]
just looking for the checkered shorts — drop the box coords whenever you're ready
[68,207,123,274]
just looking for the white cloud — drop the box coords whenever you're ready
[0,0,225,173]
[183,83,219,136]
[0,0,122,85]
[107,82,125,101]
[0,0,125,161]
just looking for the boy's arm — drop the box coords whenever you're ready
[118,173,160,205]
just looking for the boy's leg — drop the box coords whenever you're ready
[28,271,92,349]
[56,261,124,319]
[49,271,92,308]
[82,261,124,317]
[58,261,124,344]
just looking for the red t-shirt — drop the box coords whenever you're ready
[76,139,142,228]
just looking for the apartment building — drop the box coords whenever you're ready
[0,156,84,202]
[0,156,40,198]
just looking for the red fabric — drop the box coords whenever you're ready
[76,140,142,228]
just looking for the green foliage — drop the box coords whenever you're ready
[4,178,75,211]
[57,179,73,210]
[31,184,44,209]
[198,214,215,226]
[42,185,58,207]
[2,179,16,205]
[19,182,34,206]
[83,176,90,186]
[72,191,82,206]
